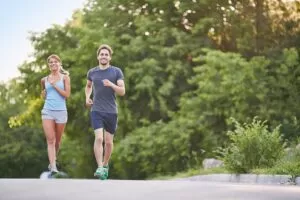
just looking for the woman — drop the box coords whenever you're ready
[41,54,70,173]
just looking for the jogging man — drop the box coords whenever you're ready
[85,44,125,179]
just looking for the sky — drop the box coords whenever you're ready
[0,0,87,83]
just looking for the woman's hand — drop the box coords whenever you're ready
[41,89,46,98]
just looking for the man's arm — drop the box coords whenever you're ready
[103,79,125,96]
[85,80,93,106]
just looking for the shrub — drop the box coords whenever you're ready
[111,117,216,179]
[217,117,285,173]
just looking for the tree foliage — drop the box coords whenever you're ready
[2,0,300,179]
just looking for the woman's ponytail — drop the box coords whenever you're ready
[60,66,69,76]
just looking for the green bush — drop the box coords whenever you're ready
[0,127,47,178]
[111,117,217,179]
[268,161,300,178]
[111,120,194,179]
[217,117,285,173]
[269,143,300,178]
[252,161,300,179]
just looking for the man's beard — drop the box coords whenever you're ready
[100,59,108,65]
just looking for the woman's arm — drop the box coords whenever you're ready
[40,78,46,99]
[51,75,71,98]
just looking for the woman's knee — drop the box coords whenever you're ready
[47,137,56,146]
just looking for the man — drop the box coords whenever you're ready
[85,44,125,180]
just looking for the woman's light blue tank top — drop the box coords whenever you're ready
[43,75,67,110]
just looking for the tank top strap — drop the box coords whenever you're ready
[60,74,64,81]
[44,76,49,83]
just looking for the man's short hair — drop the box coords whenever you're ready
[97,44,113,56]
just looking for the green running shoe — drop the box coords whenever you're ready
[94,167,106,180]
[103,165,109,180]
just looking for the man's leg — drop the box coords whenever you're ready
[102,131,113,179]
[103,112,117,168]
[94,128,104,168]
[103,131,114,166]
[94,128,106,179]
[90,111,106,179]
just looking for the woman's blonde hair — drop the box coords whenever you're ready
[47,54,69,76]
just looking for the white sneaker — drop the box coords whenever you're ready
[49,164,59,173]
[51,168,59,173]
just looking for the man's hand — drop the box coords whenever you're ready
[86,98,93,108]
[102,79,114,87]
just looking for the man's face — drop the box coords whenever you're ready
[98,49,111,65]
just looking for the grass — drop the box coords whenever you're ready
[149,167,229,180]
[150,163,300,180]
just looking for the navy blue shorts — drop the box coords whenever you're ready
[90,111,118,134]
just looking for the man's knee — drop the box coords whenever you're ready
[94,128,104,142]
[104,132,114,147]
[105,140,113,148]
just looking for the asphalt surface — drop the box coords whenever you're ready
[0,179,299,200]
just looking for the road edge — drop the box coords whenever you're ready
[175,174,300,185]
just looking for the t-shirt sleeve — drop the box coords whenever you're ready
[116,68,124,80]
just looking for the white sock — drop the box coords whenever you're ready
[51,164,58,172]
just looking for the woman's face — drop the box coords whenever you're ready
[48,57,60,72]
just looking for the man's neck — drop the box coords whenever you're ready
[99,64,110,70]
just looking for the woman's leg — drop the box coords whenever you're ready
[42,119,56,170]
[55,123,66,157]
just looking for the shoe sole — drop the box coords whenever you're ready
[94,172,107,180]
[51,171,68,179]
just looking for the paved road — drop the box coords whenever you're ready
[0,179,299,200]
